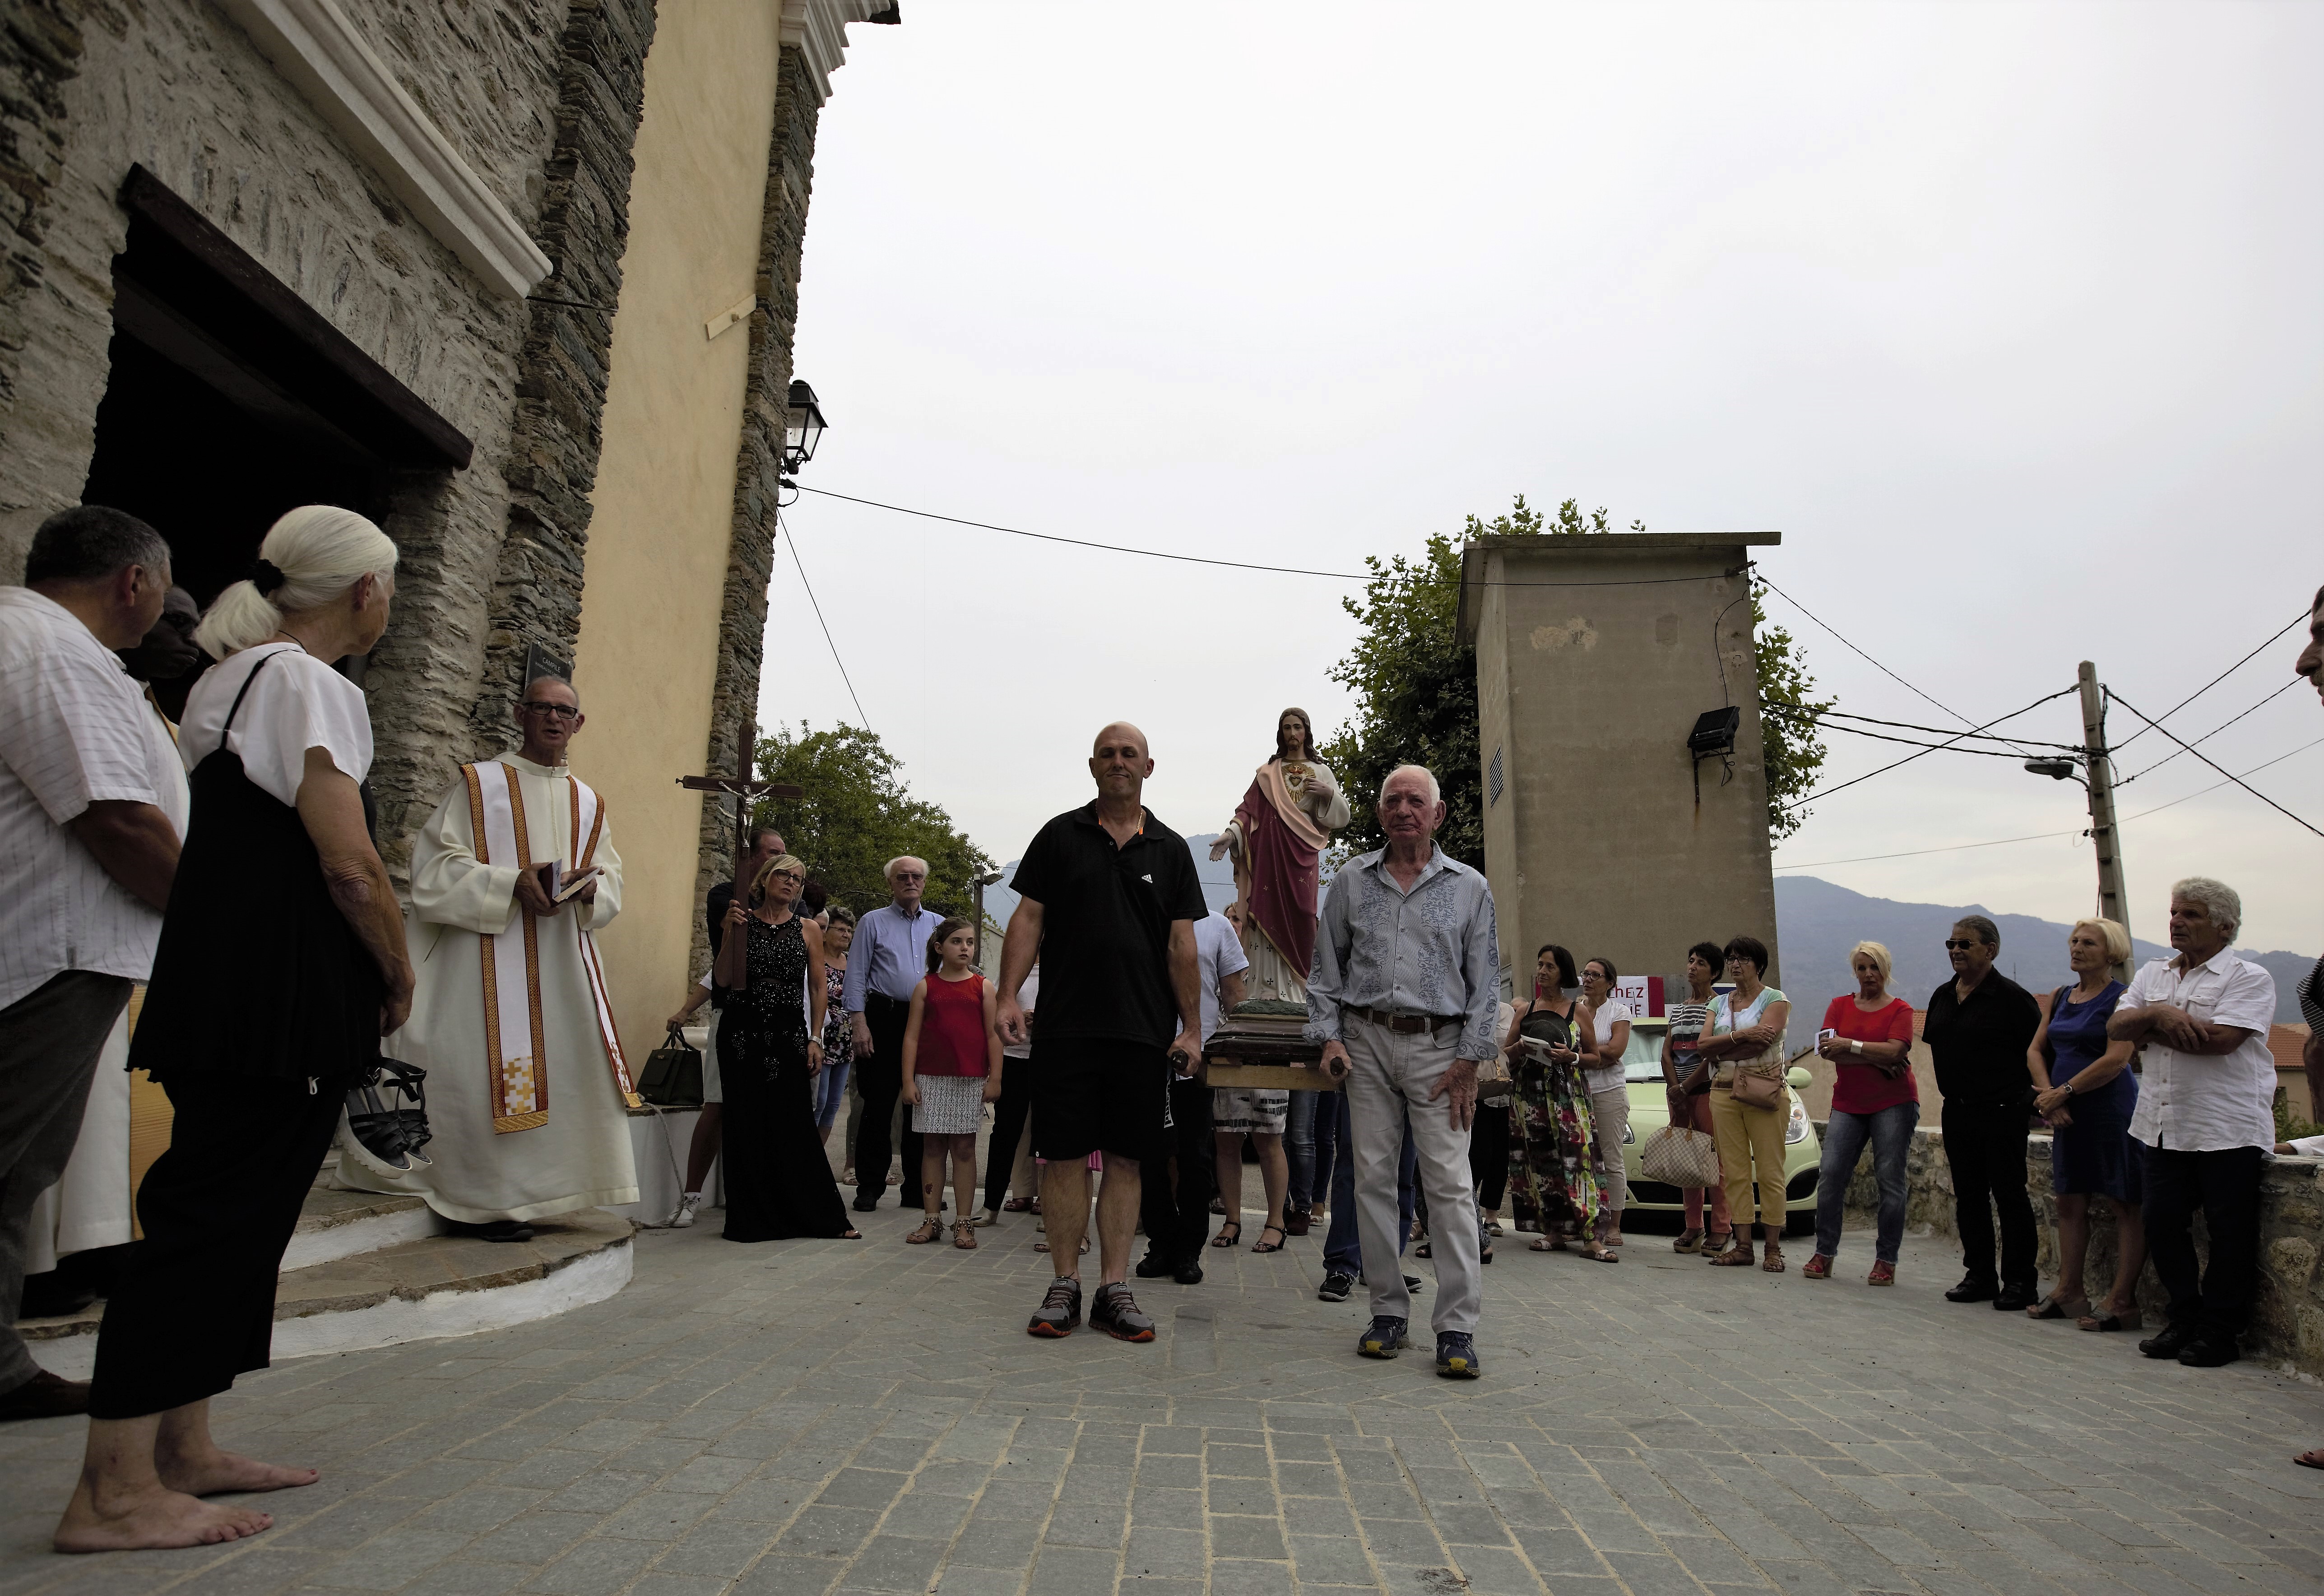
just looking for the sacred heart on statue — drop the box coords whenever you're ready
[1281,761,1312,795]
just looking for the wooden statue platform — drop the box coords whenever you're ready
[1203,998,1338,1092]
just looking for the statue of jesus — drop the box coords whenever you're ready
[1210,707,1350,1004]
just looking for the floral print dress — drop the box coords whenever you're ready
[1507,999,1599,1236]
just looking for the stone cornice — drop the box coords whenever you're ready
[779,0,900,108]
[213,0,554,298]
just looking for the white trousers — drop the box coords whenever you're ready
[1345,1011,1481,1336]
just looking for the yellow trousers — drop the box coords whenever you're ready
[1710,1084,1790,1239]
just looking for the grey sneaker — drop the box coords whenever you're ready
[1090,1283,1157,1343]
[1436,1332,1481,1378]
[1027,1277,1083,1338]
[1358,1316,1412,1359]
[666,1192,701,1229]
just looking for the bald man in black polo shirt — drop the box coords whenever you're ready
[997,722,1205,1344]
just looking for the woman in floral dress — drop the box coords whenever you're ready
[1500,944,1613,1262]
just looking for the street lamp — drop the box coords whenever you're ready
[2022,756,2079,783]
[781,379,826,478]
[971,868,1004,968]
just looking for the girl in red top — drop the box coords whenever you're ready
[902,917,1002,1249]
[1803,941,1920,1285]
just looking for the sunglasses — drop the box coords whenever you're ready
[1944,939,1983,951]
[520,702,581,720]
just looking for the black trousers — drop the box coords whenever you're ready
[983,1058,1034,1211]
[851,994,922,1208]
[2143,1143,2263,1341]
[1140,1075,1214,1265]
[1941,1099,2038,1290]
[1470,1100,1510,1212]
[89,1073,344,1420]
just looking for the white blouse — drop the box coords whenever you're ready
[1583,999,1633,1094]
[179,644,373,807]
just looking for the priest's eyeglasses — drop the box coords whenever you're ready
[520,701,582,720]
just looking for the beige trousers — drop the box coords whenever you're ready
[1710,1084,1790,1241]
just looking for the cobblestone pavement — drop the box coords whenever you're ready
[6,1211,2324,1596]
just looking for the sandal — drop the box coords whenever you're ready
[905,1218,943,1244]
[1414,1238,1433,1259]
[1701,1230,1737,1258]
[1801,1253,1831,1280]
[1002,1197,1034,1212]
[841,1227,862,1239]
[1485,1216,1504,1236]
[2296,1448,2324,1471]
[1251,1225,1287,1253]
[1867,1261,1895,1287]
[2027,1291,2091,1321]
[1673,1228,1705,1254]
[1577,1242,1619,1263]
[1210,1221,1243,1248]
[1761,1243,1786,1273]
[2077,1306,2141,1332]
[1708,1243,1757,1267]
[1528,1236,1566,1252]
[953,1221,977,1250]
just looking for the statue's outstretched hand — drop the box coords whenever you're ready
[1208,836,1230,862]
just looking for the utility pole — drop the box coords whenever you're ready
[2078,661,2133,983]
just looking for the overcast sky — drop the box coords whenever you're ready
[769,2,2321,956]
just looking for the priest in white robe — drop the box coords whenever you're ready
[339,675,640,1236]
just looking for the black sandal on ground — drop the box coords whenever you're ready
[1210,1221,1242,1248]
[1414,1238,1433,1259]
[1251,1225,1287,1253]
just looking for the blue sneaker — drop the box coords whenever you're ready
[1436,1332,1481,1378]
[1357,1316,1412,1359]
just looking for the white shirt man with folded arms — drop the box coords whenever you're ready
[2107,877,2278,1370]
[0,506,181,1421]
[1308,763,1500,1379]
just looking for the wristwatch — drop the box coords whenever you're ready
[1849,1039,1863,1055]
[2061,1081,2076,1097]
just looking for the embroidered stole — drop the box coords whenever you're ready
[461,762,641,1134]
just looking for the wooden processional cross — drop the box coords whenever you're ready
[675,724,801,993]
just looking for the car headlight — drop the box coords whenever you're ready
[1786,1097,1810,1145]
[1621,1122,1635,1145]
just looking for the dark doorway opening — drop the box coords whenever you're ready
[79,165,472,653]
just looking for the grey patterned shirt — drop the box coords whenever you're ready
[1305,844,1501,1061]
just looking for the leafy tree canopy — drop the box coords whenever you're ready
[1753,583,1833,841]
[749,722,993,921]
[1320,496,1829,865]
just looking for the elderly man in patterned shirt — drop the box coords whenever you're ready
[1308,763,1500,1379]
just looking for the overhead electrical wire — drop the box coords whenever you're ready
[1762,702,2084,751]
[2111,608,2313,754]
[1774,685,2079,814]
[775,508,871,733]
[2103,688,2323,840]
[1758,709,2048,760]
[2113,676,2303,787]
[1773,733,2324,871]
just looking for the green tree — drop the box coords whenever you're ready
[1752,582,1833,841]
[748,722,993,920]
[1320,496,1830,864]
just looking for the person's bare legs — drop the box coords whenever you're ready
[948,1133,979,1224]
[1041,1160,1092,1275]
[2053,1193,2091,1304]
[1252,1132,1289,1238]
[55,1402,309,1552]
[1093,1155,1141,1286]
[1212,1132,1245,1239]
[2099,1198,2146,1315]
[919,1137,948,1220]
[683,1104,723,1194]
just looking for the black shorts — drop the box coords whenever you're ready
[1030,1037,1170,1162]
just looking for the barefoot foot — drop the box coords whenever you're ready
[158,1448,318,1497]
[54,1479,273,1552]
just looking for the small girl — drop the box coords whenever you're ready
[901,916,1001,1249]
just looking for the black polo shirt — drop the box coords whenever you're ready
[1009,802,1207,1047]
[1923,969,2041,1107]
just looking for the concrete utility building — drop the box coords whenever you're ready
[0,0,896,1056]
[1458,532,1785,995]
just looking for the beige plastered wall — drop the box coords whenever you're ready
[572,4,782,1056]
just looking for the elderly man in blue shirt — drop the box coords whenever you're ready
[1310,763,1500,1378]
[841,856,944,1213]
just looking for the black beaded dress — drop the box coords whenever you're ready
[720,913,851,1241]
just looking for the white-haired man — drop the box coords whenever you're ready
[2108,877,2278,1369]
[1309,764,1499,1379]
[842,854,941,1211]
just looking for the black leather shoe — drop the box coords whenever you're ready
[1992,1287,2036,1312]
[851,1194,880,1213]
[2177,1338,2241,1368]
[1134,1252,1174,1279]
[2139,1323,2199,1359]
[1173,1257,1204,1285]
[1944,1277,1998,1304]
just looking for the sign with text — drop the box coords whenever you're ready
[1609,975,1665,1017]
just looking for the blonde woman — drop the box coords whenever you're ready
[1802,942,1919,1285]
[2024,918,2143,1330]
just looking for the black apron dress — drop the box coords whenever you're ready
[89,648,385,1420]
[719,914,852,1242]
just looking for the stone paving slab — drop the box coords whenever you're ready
[4,1213,2323,1596]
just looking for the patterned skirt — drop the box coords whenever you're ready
[912,1073,986,1136]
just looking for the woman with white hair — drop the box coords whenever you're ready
[59,506,411,1552]
[1802,942,1919,1285]
[2022,918,2144,1329]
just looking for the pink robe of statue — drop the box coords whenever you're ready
[1223,760,1349,999]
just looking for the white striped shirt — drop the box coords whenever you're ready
[0,589,177,1009]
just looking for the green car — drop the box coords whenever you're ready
[1610,1017,1820,1236]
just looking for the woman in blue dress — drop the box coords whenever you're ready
[2022,918,2145,1330]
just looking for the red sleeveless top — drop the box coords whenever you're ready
[917,970,989,1077]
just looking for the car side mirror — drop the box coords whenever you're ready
[1785,1066,1811,1089]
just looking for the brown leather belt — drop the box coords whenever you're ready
[1348,1004,1461,1035]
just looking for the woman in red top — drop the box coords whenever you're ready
[1801,942,1920,1285]
[902,917,1002,1249]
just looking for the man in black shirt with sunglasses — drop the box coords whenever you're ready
[1923,915,2043,1310]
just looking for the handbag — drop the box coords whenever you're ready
[1640,1123,1721,1188]
[638,1023,705,1109]
[1731,1036,1789,1111]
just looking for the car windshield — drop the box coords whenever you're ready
[1622,1020,1668,1082]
